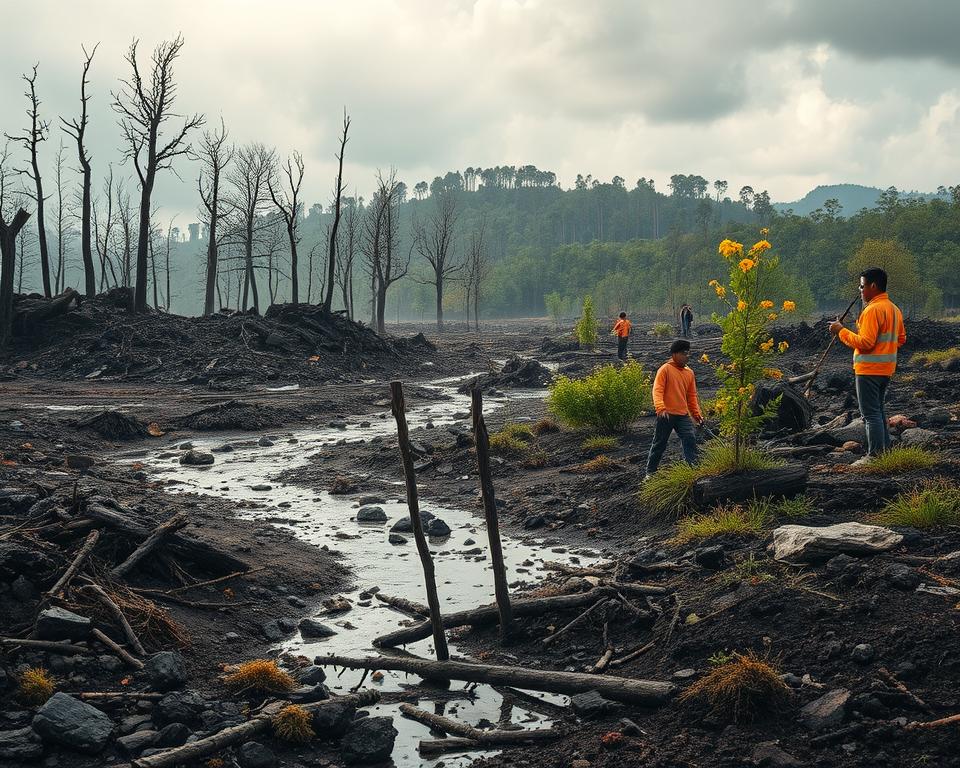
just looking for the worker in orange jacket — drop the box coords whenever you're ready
[612,312,632,361]
[645,338,703,479]
[830,267,906,461]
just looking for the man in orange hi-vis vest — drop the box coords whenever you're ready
[612,312,631,361]
[830,267,906,463]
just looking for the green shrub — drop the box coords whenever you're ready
[574,296,599,349]
[581,435,618,453]
[858,446,939,474]
[653,321,673,338]
[871,479,960,528]
[672,503,768,544]
[547,361,652,433]
[639,442,783,518]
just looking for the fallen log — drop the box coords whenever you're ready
[1,637,87,655]
[419,737,498,756]
[12,288,81,335]
[542,598,610,646]
[80,583,146,656]
[374,587,618,648]
[689,465,808,509]
[78,691,164,702]
[400,702,560,745]
[132,690,379,768]
[111,512,188,579]
[91,628,143,670]
[84,497,248,573]
[45,529,100,600]
[375,592,430,617]
[316,654,674,706]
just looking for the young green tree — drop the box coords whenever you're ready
[575,295,598,348]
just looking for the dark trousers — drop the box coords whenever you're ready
[617,336,629,361]
[855,375,890,455]
[681,316,691,337]
[646,414,698,474]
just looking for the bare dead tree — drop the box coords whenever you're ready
[335,195,359,318]
[61,43,99,298]
[268,151,304,304]
[92,166,118,290]
[374,171,410,334]
[307,240,322,304]
[16,226,38,294]
[0,145,31,346]
[467,215,490,330]
[361,189,385,326]
[196,118,233,315]
[53,141,74,294]
[225,142,275,313]
[262,213,286,305]
[322,110,350,312]
[113,35,204,312]
[6,65,52,297]
[164,217,176,311]
[115,177,135,288]
[414,191,461,330]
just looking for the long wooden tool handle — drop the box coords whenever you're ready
[803,293,860,397]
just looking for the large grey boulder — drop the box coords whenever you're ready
[299,618,337,639]
[36,607,91,641]
[312,700,356,739]
[32,693,114,753]
[340,716,398,765]
[772,522,902,563]
[144,651,188,691]
[154,690,207,727]
[179,449,214,466]
[899,428,938,447]
[356,505,387,523]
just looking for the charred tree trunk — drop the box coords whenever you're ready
[0,209,32,348]
[322,112,349,312]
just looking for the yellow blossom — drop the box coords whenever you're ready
[760,227,769,236]
[778,341,789,353]
[714,285,726,298]
[738,387,748,396]
[759,300,774,309]
[708,279,719,287]
[760,338,774,352]
[782,300,796,312]
[718,239,744,259]
[700,353,710,364]
[768,312,778,321]
[763,368,783,379]
[737,300,747,312]
[749,240,772,256]
[738,258,756,273]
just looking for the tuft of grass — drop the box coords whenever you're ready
[531,417,561,435]
[522,448,549,469]
[329,476,357,494]
[578,454,622,473]
[672,503,768,544]
[911,347,960,367]
[708,650,735,667]
[679,651,790,722]
[489,423,536,455]
[765,495,814,519]
[718,554,776,586]
[18,667,55,705]
[273,704,315,743]
[857,446,939,474]
[224,659,295,694]
[653,322,674,338]
[870,479,960,528]
[581,435,618,454]
[639,442,783,518]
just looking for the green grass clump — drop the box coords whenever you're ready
[653,322,674,338]
[548,361,652,433]
[581,435,618,454]
[871,479,960,528]
[639,442,783,518]
[858,446,939,474]
[522,447,549,468]
[488,423,536,455]
[911,347,960,367]
[672,503,768,544]
[718,554,776,586]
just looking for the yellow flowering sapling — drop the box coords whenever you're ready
[710,234,797,466]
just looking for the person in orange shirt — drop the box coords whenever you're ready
[612,311,631,362]
[645,339,703,479]
[830,267,906,461]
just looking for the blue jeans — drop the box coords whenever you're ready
[855,375,890,455]
[681,317,691,337]
[646,414,698,474]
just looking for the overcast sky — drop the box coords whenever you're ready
[3,0,959,225]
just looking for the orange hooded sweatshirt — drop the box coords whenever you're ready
[652,360,702,420]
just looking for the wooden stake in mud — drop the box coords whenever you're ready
[390,380,449,661]
[471,388,514,641]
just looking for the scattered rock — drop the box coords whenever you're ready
[390,510,434,533]
[357,495,387,506]
[313,700,357,739]
[694,545,726,570]
[752,740,805,767]
[800,688,850,731]
[356,506,387,523]
[340,716,398,765]
[117,729,159,758]
[239,740,277,768]
[144,651,188,692]
[296,665,327,685]
[772,523,902,563]
[154,690,208,727]
[65,454,95,470]
[426,517,451,537]
[32,693,115,754]
[36,606,91,641]
[258,436,275,447]
[156,722,191,747]
[179,450,214,466]
[388,533,407,545]
[570,690,625,719]
[850,643,875,664]
[251,484,272,491]
[926,407,951,425]
[882,563,920,590]
[899,428,938,447]
[262,618,297,641]
[0,727,43,760]
[299,618,337,639]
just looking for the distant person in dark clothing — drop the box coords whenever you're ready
[679,304,694,337]
[612,312,631,361]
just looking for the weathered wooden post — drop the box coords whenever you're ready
[471,388,514,641]
[390,380,449,661]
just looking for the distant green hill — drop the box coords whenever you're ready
[774,183,944,217]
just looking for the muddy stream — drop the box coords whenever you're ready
[128,377,602,767]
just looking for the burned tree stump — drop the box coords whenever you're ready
[12,288,82,336]
[690,465,808,509]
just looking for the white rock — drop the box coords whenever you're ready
[772,522,902,563]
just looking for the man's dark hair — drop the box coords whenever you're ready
[860,267,888,292]
[618,311,626,319]
[670,339,691,354]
